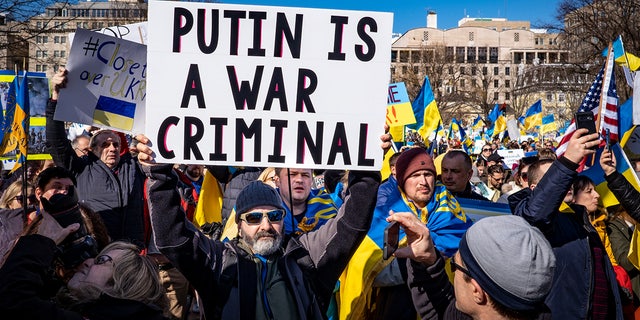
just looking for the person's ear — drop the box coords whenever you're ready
[470,279,488,305]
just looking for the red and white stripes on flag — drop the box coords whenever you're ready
[556,48,618,158]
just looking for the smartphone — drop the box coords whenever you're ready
[383,221,399,260]
[575,111,597,150]
[605,128,611,150]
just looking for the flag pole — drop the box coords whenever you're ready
[592,42,614,166]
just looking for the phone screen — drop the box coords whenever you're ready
[383,221,399,260]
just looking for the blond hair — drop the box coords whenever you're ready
[0,180,32,208]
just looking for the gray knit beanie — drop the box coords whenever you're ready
[458,215,555,311]
[235,181,285,223]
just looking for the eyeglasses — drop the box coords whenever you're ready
[450,259,472,278]
[239,210,285,225]
[482,148,491,152]
[14,194,37,204]
[95,254,113,265]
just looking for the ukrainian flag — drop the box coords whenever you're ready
[618,99,634,147]
[471,115,484,130]
[93,96,136,131]
[448,118,460,139]
[492,115,507,137]
[338,183,472,319]
[540,114,557,134]
[410,76,443,141]
[0,73,29,172]
[523,100,542,131]
[581,143,640,208]
[607,35,640,71]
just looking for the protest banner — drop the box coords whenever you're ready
[69,22,148,45]
[55,29,147,133]
[497,148,525,169]
[387,82,415,142]
[146,2,392,170]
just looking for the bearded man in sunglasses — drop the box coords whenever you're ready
[139,144,380,319]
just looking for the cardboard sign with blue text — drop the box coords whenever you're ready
[146,2,392,170]
[55,28,147,133]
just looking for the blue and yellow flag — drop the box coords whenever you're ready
[523,99,542,131]
[193,170,224,227]
[487,104,500,123]
[93,95,136,131]
[581,143,639,208]
[472,115,484,130]
[492,114,507,137]
[604,35,640,71]
[541,114,557,134]
[618,99,634,147]
[410,76,443,141]
[0,73,29,172]
[338,183,472,319]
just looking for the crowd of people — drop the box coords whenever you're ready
[0,68,639,320]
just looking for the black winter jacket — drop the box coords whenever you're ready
[513,159,623,319]
[46,100,146,245]
[144,164,379,319]
[0,235,166,320]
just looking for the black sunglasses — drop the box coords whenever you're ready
[239,210,285,225]
[14,194,37,204]
[482,148,492,151]
[450,259,473,278]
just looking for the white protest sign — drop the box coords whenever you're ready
[497,149,525,169]
[146,2,392,170]
[56,29,147,133]
[69,22,148,45]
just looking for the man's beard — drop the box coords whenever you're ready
[244,230,283,256]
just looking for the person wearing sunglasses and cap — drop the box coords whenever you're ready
[138,146,380,319]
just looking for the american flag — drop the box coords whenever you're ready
[555,51,618,158]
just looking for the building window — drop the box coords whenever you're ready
[505,67,510,76]
[42,65,47,72]
[36,65,41,72]
[494,80,499,88]
[36,50,42,58]
[36,22,42,28]
[423,31,429,42]
[460,79,466,88]
[467,47,476,63]
[546,92,553,101]
[514,33,520,42]
[445,47,454,61]
[42,50,47,57]
[494,92,499,100]
[493,67,499,75]
[54,50,59,58]
[505,80,511,88]
[60,51,66,58]
[449,66,454,75]
[54,36,59,43]
[482,67,488,75]
[413,66,419,74]
[558,93,566,102]
[471,79,477,86]
[489,47,498,63]
[478,47,487,63]
[469,32,474,41]
[36,36,41,44]
[471,67,477,75]
[505,92,510,100]
[460,66,465,75]
[456,47,465,63]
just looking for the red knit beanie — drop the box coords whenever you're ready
[395,147,436,191]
